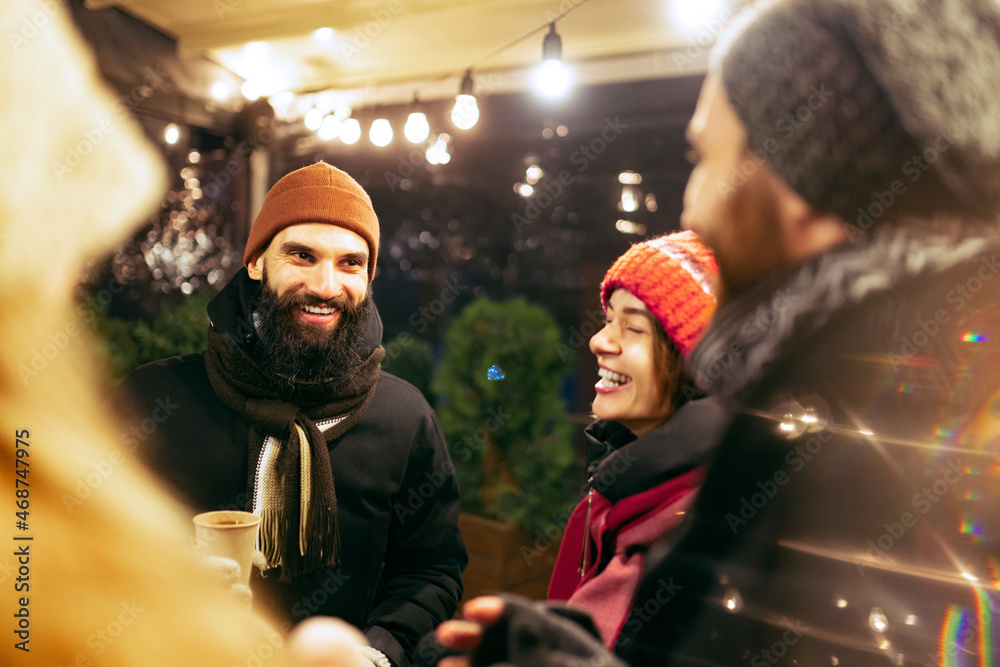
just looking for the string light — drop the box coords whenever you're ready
[404,111,430,143]
[296,0,595,155]
[533,23,571,100]
[210,81,231,102]
[426,133,452,164]
[163,123,180,145]
[313,27,335,45]
[340,118,362,145]
[318,114,342,141]
[451,69,479,130]
[370,118,393,146]
[619,185,639,212]
[304,108,324,132]
[669,0,727,34]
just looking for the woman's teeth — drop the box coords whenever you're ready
[598,368,631,387]
[302,305,336,315]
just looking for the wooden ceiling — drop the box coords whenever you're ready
[84,0,721,101]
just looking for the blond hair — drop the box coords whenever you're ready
[0,2,291,664]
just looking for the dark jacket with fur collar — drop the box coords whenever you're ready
[114,271,467,667]
[622,223,1000,665]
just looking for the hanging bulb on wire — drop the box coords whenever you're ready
[304,108,324,132]
[370,118,393,147]
[317,114,342,141]
[426,133,452,165]
[340,117,362,145]
[451,69,480,130]
[533,23,571,100]
[404,111,430,143]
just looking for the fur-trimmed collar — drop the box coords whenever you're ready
[689,220,999,402]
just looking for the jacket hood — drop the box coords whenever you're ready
[206,268,384,356]
[584,396,729,503]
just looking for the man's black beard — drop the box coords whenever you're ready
[253,270,373,392]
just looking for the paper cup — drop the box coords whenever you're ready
[193,510,260,587]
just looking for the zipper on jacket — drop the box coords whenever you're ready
[578,479,594,578]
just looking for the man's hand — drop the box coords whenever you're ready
[433,595,625,667]
[288,617,374,667]
[194,554,252,608]
[436,597,505,666]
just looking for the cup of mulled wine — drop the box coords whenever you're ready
[192,510,260,587]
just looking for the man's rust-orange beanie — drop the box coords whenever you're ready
[243,161,379,281]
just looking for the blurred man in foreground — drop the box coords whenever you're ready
[428,0,1000,665]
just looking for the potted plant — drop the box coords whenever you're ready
[432,296,578,601]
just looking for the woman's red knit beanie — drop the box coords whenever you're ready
[600,231,719,357]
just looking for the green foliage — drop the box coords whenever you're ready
[432,296,577,534]
[381,333,435,407]
[89,291,212,382]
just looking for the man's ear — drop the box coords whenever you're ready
[247,253,264,281]
[774,174,849,261]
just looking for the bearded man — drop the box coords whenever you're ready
[116,162,467,667]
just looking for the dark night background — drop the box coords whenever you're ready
[70,1,702,418]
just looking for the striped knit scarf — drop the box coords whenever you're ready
[205,324,383,581]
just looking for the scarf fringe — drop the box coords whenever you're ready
[274,506,340,581]
[259,508,286,571]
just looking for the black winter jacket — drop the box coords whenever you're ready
[623,224,1000,665]
[115,272,467,667]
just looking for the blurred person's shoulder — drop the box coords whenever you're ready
[113,352,212,413]
[120,352,209,389]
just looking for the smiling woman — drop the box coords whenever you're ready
[591,290,679,437]
[545,231,728,651]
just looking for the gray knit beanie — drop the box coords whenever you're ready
[714,0,1000,225]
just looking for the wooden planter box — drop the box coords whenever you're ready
[458,513,561,606]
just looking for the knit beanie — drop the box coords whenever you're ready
[600,232,718,357]
[244,162,379,280]
[714,0,1000,224]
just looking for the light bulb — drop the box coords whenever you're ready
[451,70,479,130]
[404,112,430,143]
[318,115,341,141]
[370,118,393,147]
[241,79,261,101]
[451,94,479,130]
[163,123,180,145]
[616,219,635,234]
[210,81,230,102]
[244,41,270,63]
[669,0,727,34]
[620,184,639,212]
[304,108,324,132]
[340,118,361,145]
[533,59,571,99]
[426,134,451,165]
[313,27,334,44]
[534,23,571,100]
